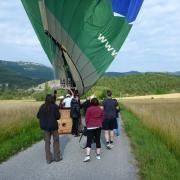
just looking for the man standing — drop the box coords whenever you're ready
[70,96,81,137]
[81,96,91,115]
[102,90,119,149]
[62,94,73,108]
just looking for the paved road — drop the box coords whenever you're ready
[0,116,139,180]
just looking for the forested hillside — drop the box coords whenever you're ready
[0,60,180,98]
[0,60,54,89]
[86,73,180,97]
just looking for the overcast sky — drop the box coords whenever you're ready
[0,0,180,72]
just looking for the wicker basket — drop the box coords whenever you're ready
[57,109,72,134]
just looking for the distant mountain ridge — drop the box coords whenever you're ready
[0,60,54,89]
[0,60,54,79]
[171,71,180,76]
[0,60,179,89]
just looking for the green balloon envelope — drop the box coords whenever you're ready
[21,0,143,95]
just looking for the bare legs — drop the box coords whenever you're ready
[86,147,91,156]
[85,147,101,156]
[96,148,101,155]
[104,130,114,143]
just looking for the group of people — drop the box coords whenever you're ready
[83,90,119,162]
[37,90,120,164]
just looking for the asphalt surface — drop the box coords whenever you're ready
[0,116,139,180]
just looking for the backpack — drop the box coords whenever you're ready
[70,100,80,118]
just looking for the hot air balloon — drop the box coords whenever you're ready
[21,0,144,95]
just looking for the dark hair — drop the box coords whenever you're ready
[107,90,112,97]
[43,94,53,114]
[53,90,57,103]
[54,90,57,94]
[45,94,53,103]
[91,98,99,106]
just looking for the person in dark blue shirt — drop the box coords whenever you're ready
[102,90,119,149]
[37,94,61,164]
[70,96,81,137]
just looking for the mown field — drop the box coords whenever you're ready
[0,100,43,163]
[121,98,180,180]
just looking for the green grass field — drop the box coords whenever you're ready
[1,97,180,180]
[121,104,180,180]
[0,101,43,163]
[122,98,180,160]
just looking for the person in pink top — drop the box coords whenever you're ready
[83,98,104,162]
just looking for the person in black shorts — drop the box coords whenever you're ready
[102,90,119,149]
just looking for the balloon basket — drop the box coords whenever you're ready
[58,109,72,134]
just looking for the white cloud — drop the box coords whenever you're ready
[0,1,39,47]
[110,0,180,72]
[0,0,50,66]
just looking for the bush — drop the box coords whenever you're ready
[0,89,33,100]
[32,91,46,101]
[94,89,107,99]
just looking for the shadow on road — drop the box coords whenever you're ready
[59,135,71,155]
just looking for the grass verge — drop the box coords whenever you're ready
[121,105,180,180]
[0,119,43,163]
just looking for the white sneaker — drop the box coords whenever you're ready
[106,143,111,149]
[83,155,90,162]
[109,143,114,149]
[96,155,101,160]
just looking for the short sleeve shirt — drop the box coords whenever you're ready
[63,97,73,108]
[102,98,118,119]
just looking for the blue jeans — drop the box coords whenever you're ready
[114,117,120,136]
